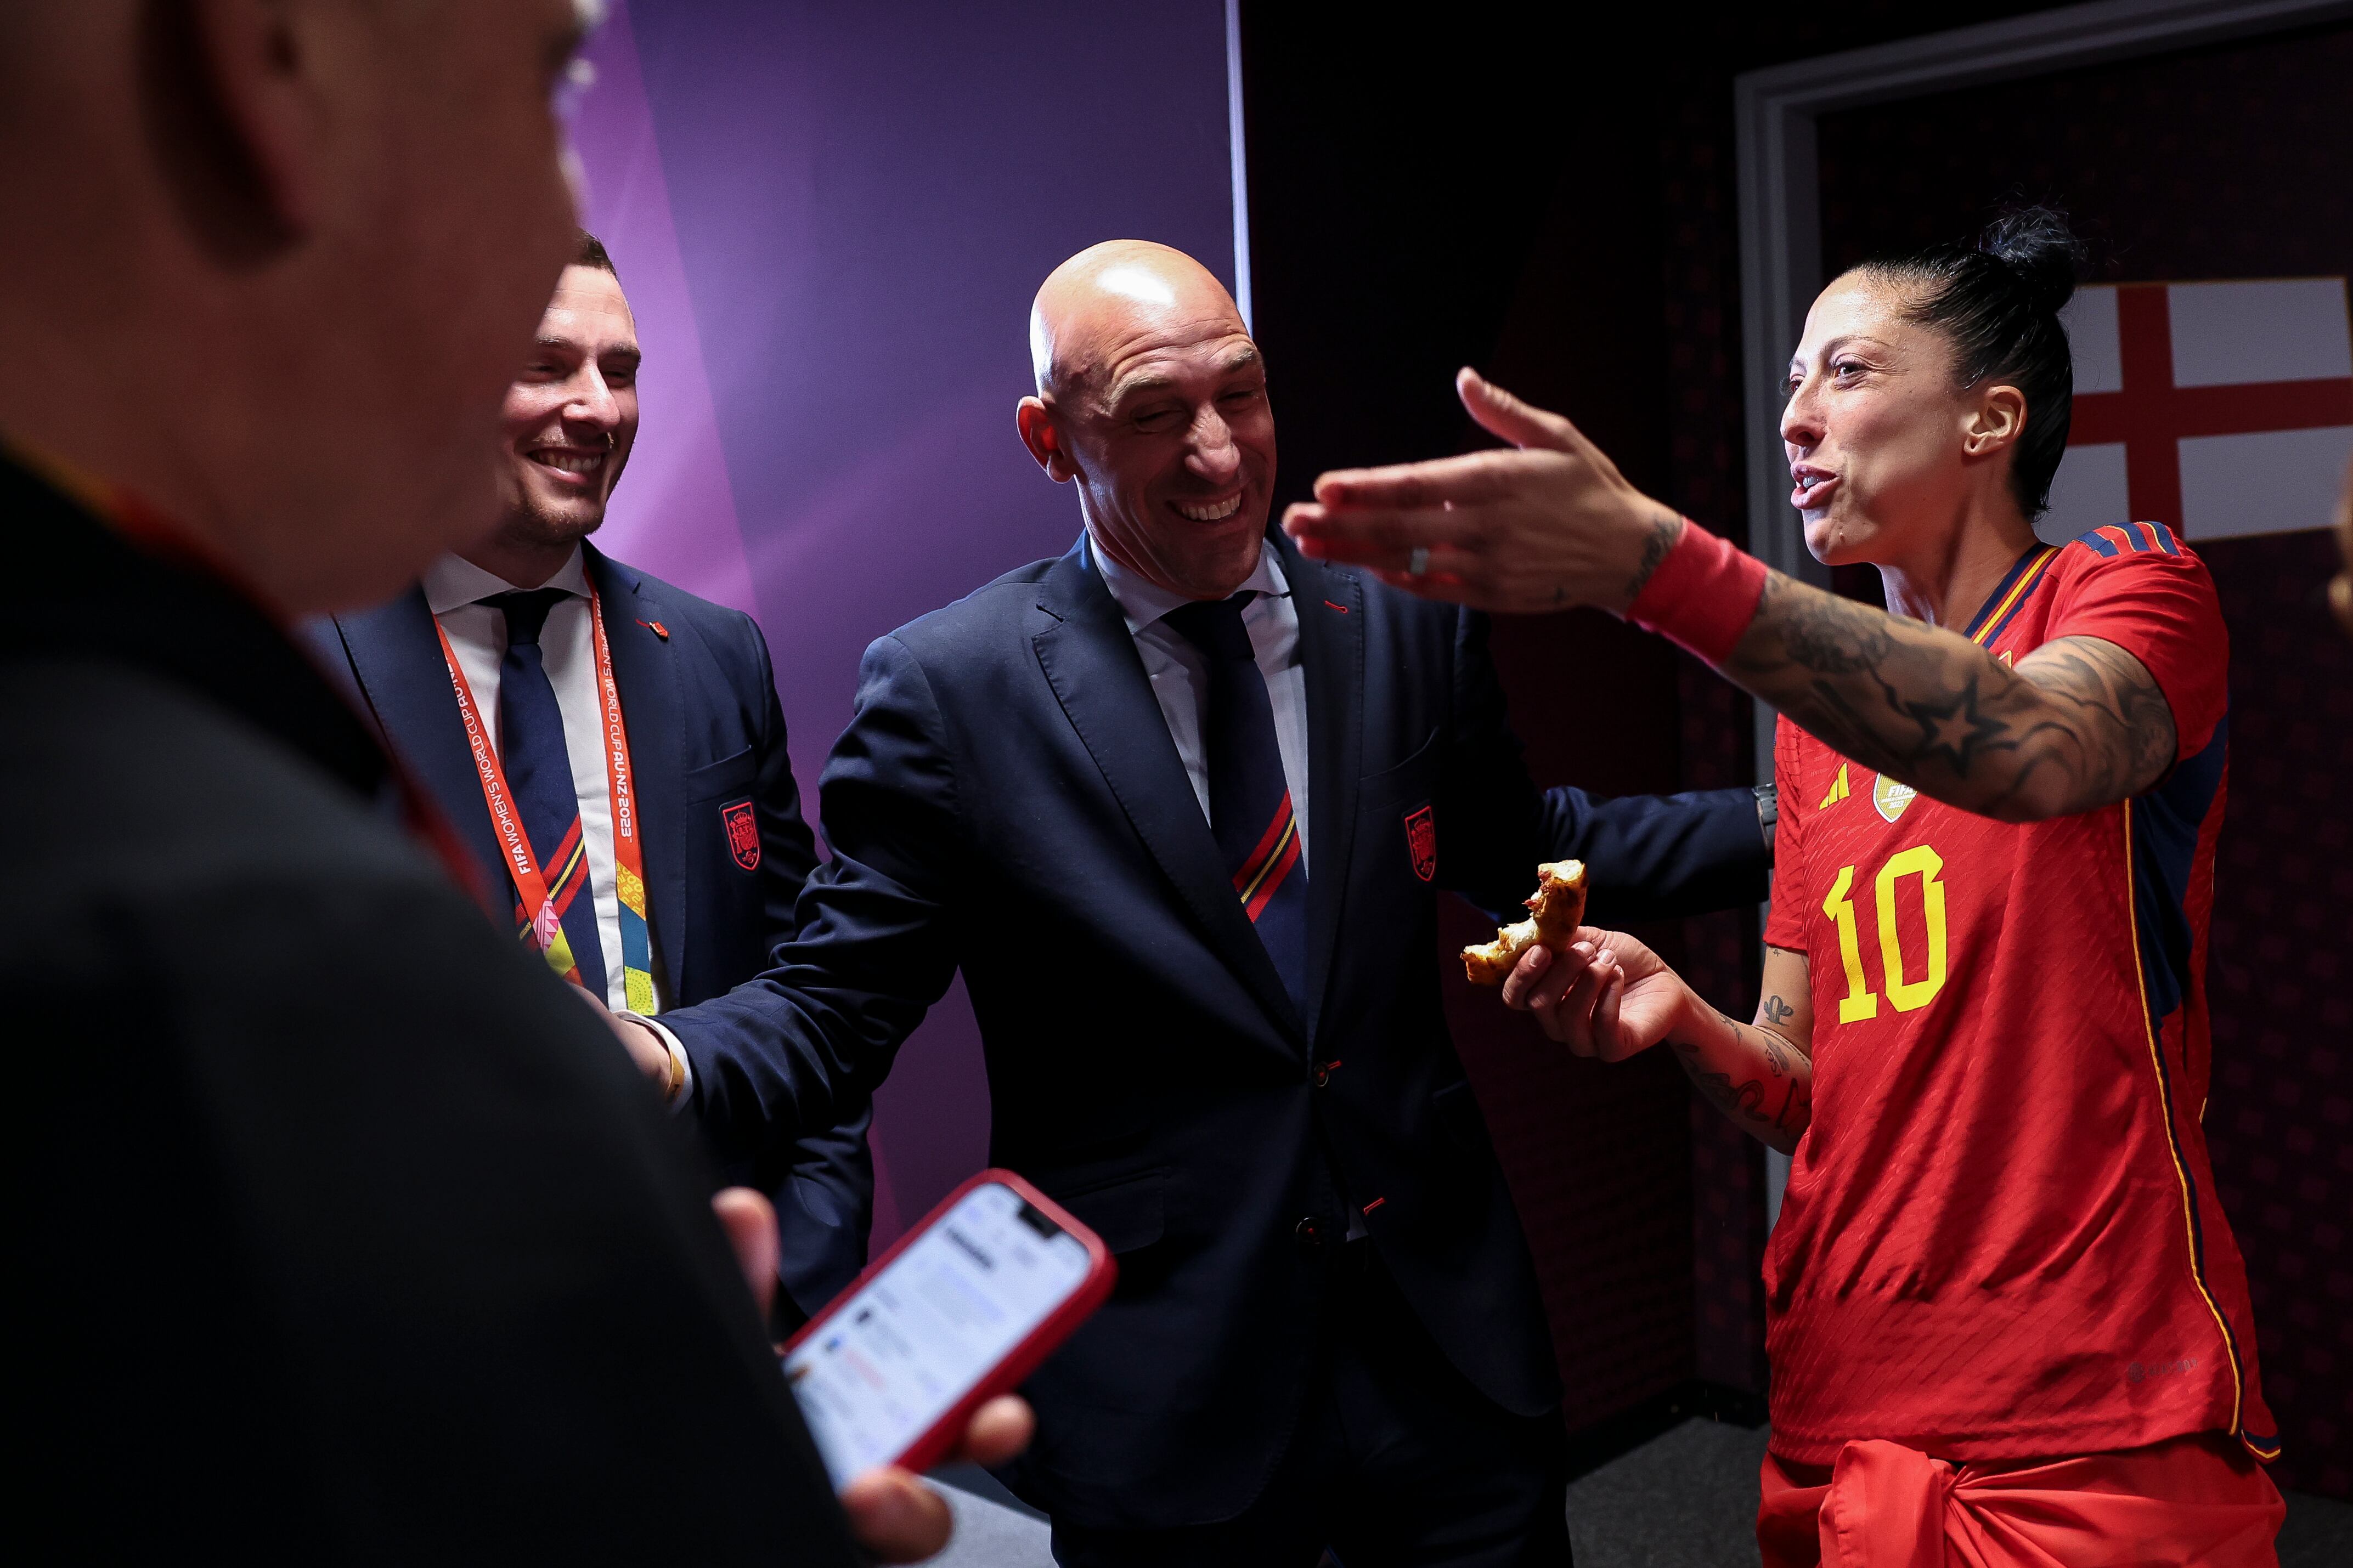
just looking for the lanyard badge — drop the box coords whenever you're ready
[437,584,657,1012]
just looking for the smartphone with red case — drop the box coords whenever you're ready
[780,1168,1116,1489]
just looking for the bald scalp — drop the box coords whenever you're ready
[1028,239,1246,400]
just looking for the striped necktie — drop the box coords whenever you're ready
[488,588,607,1001]
[1164,593,1306,1010]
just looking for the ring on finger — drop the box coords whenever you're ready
[1407,545,1430,577]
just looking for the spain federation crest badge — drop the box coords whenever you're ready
[721,799,761,871]
[1403,803,1437,882]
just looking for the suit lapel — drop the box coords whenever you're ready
[1280,539,1364,1046]
[330,587,506,902]
[586,545,689,997]
[1032,539,1306,1046]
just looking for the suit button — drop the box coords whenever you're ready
[1295,1216,1327,1252]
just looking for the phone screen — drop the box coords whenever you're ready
[782,1180,1094,1488]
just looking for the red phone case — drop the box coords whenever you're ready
[781,1167,1118,1480]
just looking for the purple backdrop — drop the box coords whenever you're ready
[570,1,1238,1244]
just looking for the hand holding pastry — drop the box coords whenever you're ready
[1461,860,1588,986]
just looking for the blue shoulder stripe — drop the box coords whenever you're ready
[2072,522,2183,559]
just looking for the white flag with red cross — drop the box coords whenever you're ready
[2041,277,2353,544]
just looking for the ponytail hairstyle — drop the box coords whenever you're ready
[1858,207,2088,519]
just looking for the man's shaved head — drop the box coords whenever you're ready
[1029,240,1249,398]
[1017,241,1274,600]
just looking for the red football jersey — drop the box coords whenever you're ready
[1760,521,2275,1467]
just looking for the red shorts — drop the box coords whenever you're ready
[1757,1433,2283,1568]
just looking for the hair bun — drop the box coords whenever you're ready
[1979,207,2085,315]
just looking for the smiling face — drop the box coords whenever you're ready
[1782,271,2019,568]
[1018,245,1274,600]
[491,262,641,555]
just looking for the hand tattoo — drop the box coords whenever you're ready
[1625,511,1680,602]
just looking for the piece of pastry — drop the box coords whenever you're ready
[1460,860,1589,986]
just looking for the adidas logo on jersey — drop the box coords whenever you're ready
[1819,764,1852,811]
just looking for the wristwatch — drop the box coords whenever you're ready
[1753,782,1778,852]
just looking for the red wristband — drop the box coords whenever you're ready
[1626,518,1769,666]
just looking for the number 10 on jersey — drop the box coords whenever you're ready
[1821,846,1949,1023]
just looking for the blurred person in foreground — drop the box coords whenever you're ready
[1,3,1014,1561]
[1284,211,2284,1566]
[314,231,875,1331]
[685,239,1774,1566]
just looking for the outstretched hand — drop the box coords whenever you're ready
[1281,369,1676,615]
[1497,926,1694,1060]
[709,1189,1036,1563]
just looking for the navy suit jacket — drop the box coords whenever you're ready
[319,544,873,1317]
[673,530,1768,1529]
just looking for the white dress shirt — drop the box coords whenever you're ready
[1092,537,1311,872]
[424,550,692,1097]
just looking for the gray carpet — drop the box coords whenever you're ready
[927,1476,1052,1568]
[924,1428,2353,1565]
[1564,1417,1773,1566]
[929,1464,1051,1567]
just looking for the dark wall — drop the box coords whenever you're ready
[1239,6,1707,1430]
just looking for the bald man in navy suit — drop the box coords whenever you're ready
[666,242,1773,1565]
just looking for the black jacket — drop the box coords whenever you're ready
[681,532,1770,1529]
[7,456,856,1565]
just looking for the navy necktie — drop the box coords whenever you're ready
[1164,593,1307,1010]
[488,588,607,1000]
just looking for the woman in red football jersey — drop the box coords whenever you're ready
[1284,211,2286,1567]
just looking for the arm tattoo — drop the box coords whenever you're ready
[1772,582,1894,675]
[1762,994,1794,1027]
[1725,573,2178,820]
[1624,510,1680,602]
[1670,1040,1773,1123]
[1669,1012,1810,1139]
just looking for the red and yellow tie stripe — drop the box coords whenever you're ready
[1234,792,1303,922]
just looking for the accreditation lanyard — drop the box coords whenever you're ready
[435,584,658,1013]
